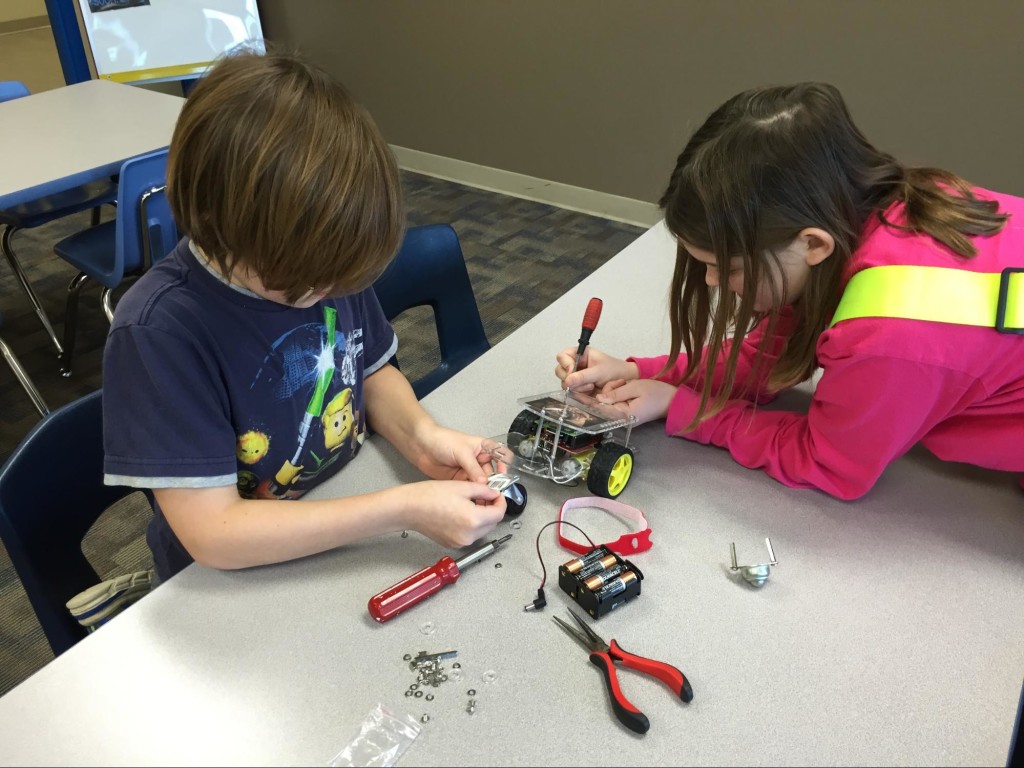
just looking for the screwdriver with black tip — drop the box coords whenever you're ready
[565,297,603,396]
[367,534,512,623]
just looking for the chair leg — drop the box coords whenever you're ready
[100,288,115,324]
[1,225,64,356]
[90,206,102,227]
[0,332,49,416]
[60,272,91,378]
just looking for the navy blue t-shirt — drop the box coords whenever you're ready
[103,238,397,580]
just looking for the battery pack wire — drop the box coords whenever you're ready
[524,520,597,612]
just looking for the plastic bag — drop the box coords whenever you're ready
[328,703,422,767]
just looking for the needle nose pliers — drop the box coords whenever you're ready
[552,607,693,734]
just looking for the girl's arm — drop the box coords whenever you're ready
[664,348,979,500]
[631,308,797,403]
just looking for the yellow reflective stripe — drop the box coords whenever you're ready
[830,266,1024,329]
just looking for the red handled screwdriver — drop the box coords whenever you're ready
[368,534,512,623]
[566,297,603,392]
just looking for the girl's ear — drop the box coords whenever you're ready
[799,228,835,266]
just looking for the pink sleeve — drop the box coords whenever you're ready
[663,353,978,500]
[629,309,796,402]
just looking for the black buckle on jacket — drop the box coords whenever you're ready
[996,268,1024,334]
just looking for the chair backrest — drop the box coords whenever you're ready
[373,224,490,399]
[0,390,142,656]
[116,147,178,277]
[0,80,31,103]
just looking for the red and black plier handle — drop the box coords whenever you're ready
[589,639,694,735]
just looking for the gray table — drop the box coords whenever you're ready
[0,78,184,209]
[0,224,1020,766]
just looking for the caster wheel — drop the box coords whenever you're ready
[502,482,528,516]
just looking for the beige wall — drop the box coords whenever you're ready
[0,0,46,24]
[258,0,1024,204]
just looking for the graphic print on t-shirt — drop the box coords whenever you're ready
[234,306,368,500]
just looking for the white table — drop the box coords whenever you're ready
[0,78,184,209]
[0,224,1020,766]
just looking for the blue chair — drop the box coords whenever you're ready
[372,224,490,399]
[0,390,150,656]
[53,148,177,376]
[0,80,117,358]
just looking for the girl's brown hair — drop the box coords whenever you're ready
[659,82,1008,427]
[167,48,403,303]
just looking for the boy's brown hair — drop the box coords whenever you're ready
[167,49,403,303]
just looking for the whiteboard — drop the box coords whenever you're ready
[75,0,265,85]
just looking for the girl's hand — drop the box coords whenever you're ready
[595,379,678,425]
[404,480,506,548]
[555,346,639,393]
[411,424,496,483]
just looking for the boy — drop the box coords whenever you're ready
[103,50,505,582]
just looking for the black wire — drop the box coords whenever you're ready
[534,519,597,589]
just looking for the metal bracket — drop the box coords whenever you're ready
[729,538,778,588]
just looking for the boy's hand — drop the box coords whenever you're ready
[403,480,506,548]
[555,346,639,393]
[412,424,495,483]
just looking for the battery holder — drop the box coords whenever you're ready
[557,545,643,619]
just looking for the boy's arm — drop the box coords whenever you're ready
[152,364,503,569]
[362,364,493,484]
[155,484,407,569]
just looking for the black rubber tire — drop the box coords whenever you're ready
[509,409,537,437]
[586,443,634,499]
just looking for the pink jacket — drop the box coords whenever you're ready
[632,189,1024,499]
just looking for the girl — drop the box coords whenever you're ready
[556,82,1024,500]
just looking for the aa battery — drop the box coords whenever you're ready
[562,547,614,575]
[595,569,638,600]
[583,563,628,592]
[577,554,619,580]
